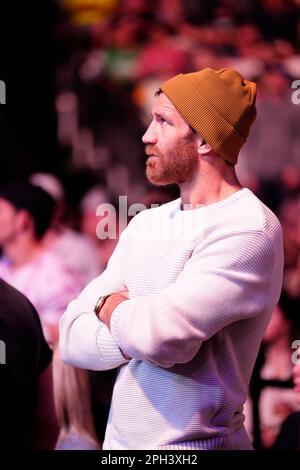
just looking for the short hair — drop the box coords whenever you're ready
[0,182,55,239]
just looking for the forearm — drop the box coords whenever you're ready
[109,294,202,368]
[59,298,129,370]
[59,248,129,370]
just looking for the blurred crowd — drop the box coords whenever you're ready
[2,0,300,451]
[54,0,300,198]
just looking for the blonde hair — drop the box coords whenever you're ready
[52,347,100,447]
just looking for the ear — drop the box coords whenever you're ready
[15,209,31,233]
[198,143,212,155]
[196,136,212,155]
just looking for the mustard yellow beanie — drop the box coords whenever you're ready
[160,67,257,165]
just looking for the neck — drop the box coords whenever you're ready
[179,157,242,209]
[3,235,43,268]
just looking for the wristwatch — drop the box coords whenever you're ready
[94,294,110,319]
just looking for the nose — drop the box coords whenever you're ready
[142,120,157,144]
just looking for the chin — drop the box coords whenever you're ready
[146,171,174,186]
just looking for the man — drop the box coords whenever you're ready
[60,68,284,449]
[0,279,58,449]
[0,181,82,344]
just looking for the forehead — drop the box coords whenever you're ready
[152,92,184,121]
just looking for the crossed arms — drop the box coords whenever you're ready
[59,227,276,371]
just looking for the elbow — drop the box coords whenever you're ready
[59,341,87,369]
[58,319,77,367]
[58,309,77,365]
[58,336,74,366]
[59,345,70,365]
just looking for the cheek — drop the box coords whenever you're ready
[0,211,10,226]
[0,217,13,240]
[159,137,177,157]
[158,126,178,147]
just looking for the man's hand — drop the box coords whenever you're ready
[99,291,129,330]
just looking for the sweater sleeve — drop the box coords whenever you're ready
[110,230,281,368]
[59,236,129,371]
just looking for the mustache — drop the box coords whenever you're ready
[145,145,159,156]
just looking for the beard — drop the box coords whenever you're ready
[145,131,198,186]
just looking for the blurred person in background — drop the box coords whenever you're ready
[80,185,120,268]
[53,347,100,450]
[0,279,58,449]
[279,195,300,302]
[0,181,82,345]
[30,172,103,285]
[254,0,299,44]
[236,68,300,212]
[272,344,300,449]
[60,67,283,449]
[255,301,300,448]
[79,184,122,443]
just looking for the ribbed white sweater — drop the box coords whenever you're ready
[60,188,284,450]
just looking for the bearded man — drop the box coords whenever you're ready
[60,68,284,450]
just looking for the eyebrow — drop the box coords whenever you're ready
[151,109,173,119]
[151,111,163,118]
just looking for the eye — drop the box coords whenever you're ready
[158,117,168,125]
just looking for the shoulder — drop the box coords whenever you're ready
[205,189,283,246]
[196,190,284,280]
[240,190,282,240]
